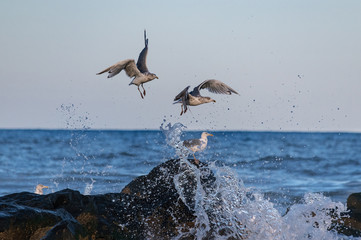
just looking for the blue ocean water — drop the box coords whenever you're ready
[0,128,360,213]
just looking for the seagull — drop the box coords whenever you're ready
[183,132,213,164]
[174,79,239,115]
[97,30,158,98]
[35,184,49,195]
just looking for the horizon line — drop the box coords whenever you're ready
[0,127,360,134]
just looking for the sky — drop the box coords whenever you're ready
[0,0,360,132]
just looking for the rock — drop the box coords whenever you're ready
[336,193,361,237]
[347,193,361,216]
[0,190,122,240]
[0,159,213,240]
[120,158,215,239]
[3,158,361,239]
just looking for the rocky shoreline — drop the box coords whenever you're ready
[0,159,361,239]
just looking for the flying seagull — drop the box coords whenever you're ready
[97,30,158,98]
[174,79,239,115]
[183,132,213,164]
[35,184,49,195]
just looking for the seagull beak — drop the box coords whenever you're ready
[213,100,216,103]
[44,186,49,189]
[156,76,159,79]
[208,133,214,137]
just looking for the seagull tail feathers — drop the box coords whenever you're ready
[173,99,182,104]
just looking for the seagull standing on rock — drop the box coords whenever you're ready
[183,132,213,164]
[35,184,49,195]
[174,79,239,115]
[97,30,158,98]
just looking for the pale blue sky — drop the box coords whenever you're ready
[1,0,360,131]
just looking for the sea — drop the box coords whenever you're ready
[1,123,361,239]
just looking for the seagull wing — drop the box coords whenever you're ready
[174,86,190,113]
[97,59,141,78]
[124,60,142,78]
[183,139,202,148]
[197,79,239,95]
[136,30,149,73]
[174,86,190,101]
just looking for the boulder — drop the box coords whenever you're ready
[2,158,361,239]
[337,193,361,237]
[120,158,216,239]
[0,189,126,239]
[0,159,212,240]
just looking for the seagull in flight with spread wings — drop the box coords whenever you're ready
[173,79,239,115]
[97,30,158,98]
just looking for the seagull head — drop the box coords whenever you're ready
[201,132,214,138]
[150,73,158,80]
[35,184,49,195]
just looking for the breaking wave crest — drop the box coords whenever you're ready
[161,122,350,240]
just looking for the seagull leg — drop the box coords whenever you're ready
[137,86,144,99]
[193,153,199,165]
[181,97,188,115]
[141,84,146,96]
[180,104,184,115]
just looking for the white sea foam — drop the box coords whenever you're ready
[162,122,354,240]
[160,120,190,159]
[84,178,96,195]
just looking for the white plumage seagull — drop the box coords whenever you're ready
[35,184,49,195]
[97,30,158,98]
[183,132,214,164]
[174,79,239,115]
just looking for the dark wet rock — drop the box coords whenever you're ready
[0,190,126,240]
[0,159,214,240]
[120,158,215,239]
[335,193,361,237]
[3,158,361,239]
[347,193,361,217]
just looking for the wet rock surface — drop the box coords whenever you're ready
[1,158,361,239]
[0,159,213,240]
[337,193,361,237]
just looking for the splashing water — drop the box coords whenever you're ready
[58,103,92,130]
[52,104,105,194]
[84,178,96,195]
[161,122,352,240]
[160,120,190,159]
